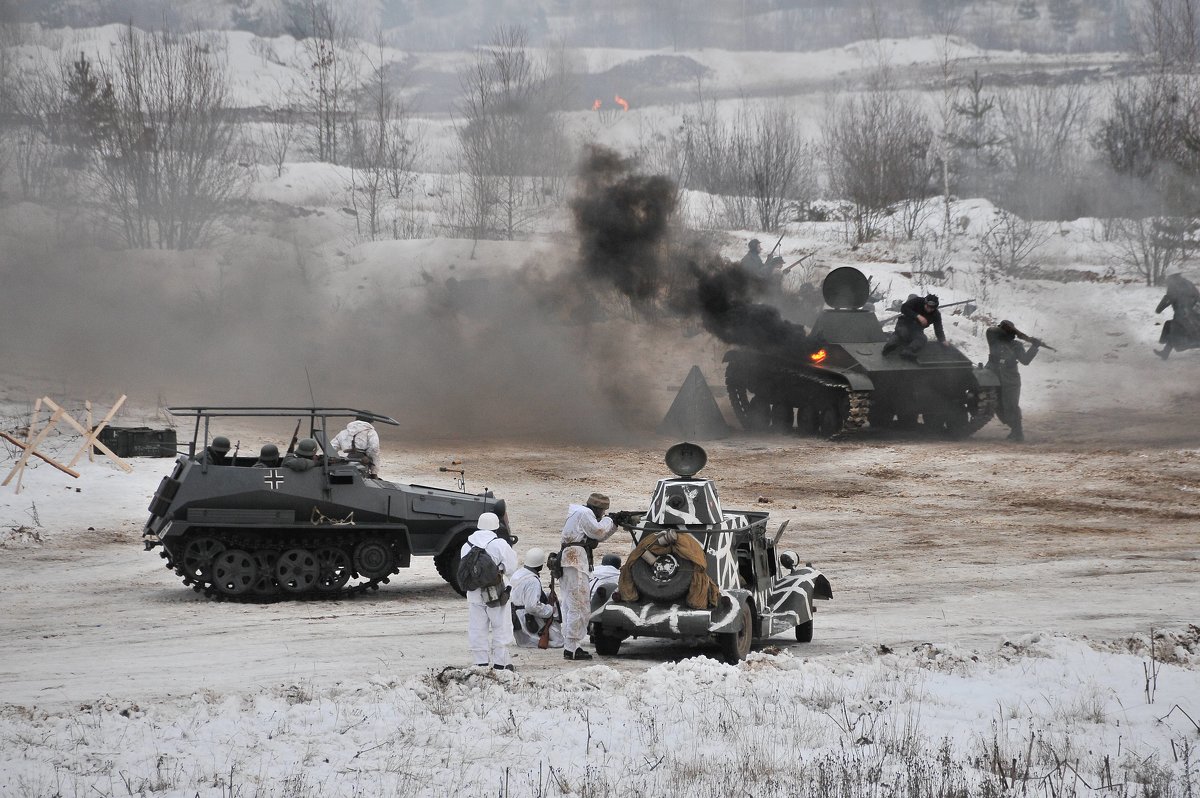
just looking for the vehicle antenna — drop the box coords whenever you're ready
[304,366,316,408]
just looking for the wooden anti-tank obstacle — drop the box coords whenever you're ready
[2,395,132,493]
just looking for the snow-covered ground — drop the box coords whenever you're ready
[3,17,1200,798]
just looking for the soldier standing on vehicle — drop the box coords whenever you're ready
[986,320,1040,442]
[1154,273,1200,359]
[559,493,618,661]
[510,548,562,649]
[883,294,944,360]
[331,415,381,477]
[462,512,518,670]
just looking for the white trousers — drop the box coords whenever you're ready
[468,601,515,666]
[560,565,591,652]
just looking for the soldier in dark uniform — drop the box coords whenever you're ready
[1154,273,1200,359]
[196,436,231,465]
[282,438,320,472]
[883,294,944,360]
[986,320,1040,442]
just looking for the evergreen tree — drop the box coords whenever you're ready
[1016,0,1039,21]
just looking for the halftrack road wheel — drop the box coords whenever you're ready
[315,547,351,592]
[181,536,225,583]
[252,550,280,597]
[276,548,319,594]
[211,549,257,597]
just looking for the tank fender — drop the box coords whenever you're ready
[708,589,752,634]
[832,370,874,392]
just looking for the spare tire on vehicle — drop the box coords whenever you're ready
[630,552,694,602]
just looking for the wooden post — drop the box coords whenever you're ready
[0,431,80,478]
[86,400,94,463]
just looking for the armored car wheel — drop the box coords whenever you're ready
[718,601,754,664]
[434,532,471,596]
[795,619,814,643]
[276,548,319,594]
[592,625,622,656]
[630,552,694,603]
[181,536,225,582]
[211,549,257,597]
[353,539,395,580]
[315,547,351,592]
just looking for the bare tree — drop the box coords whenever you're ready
[823,89,935,243]
[258,102,298,178]
[978,210,1049,276]
[1136,0,1200,70]
[346,37,422,241]
[293,0,357,163]
[994,83,1089,218]
[1110,216,1197,285]
[455,25,566,242]
[93,26,246,249]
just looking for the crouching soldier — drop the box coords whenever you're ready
[511,548,562,648]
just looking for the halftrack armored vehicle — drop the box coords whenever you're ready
[589,443,832,664]
[724,266,999,437]
[143,407,514,601]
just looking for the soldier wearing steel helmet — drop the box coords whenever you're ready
[986,319,1040,442]
[196,436,232,466]
[252,443,281,468]
[558,492,619,661]
[282,438,321,471]
[510,547,562,649]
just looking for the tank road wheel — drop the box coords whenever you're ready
[352,539,395,581]
[315,547,351,593]
[770,402,795,432]
[718,601,754,664]
[795,618,814,643]
[211,549,257,597]
[252,550,280,597]
[276,548,319,594]
[745,396,771,431]
[630,553,694,603]
[181,536,225,583]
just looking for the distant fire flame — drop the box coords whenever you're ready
[614,94,629,111]
[592,99,602,111]
[809,348,828,363]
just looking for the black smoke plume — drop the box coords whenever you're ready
[569,145,808,351]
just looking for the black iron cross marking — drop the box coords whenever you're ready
[263,469,285,490]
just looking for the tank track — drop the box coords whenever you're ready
[727,364,997,439]
[159,531,396,603]
[726,362,871,437]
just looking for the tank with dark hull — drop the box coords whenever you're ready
[724,267,999,437]
[143,407,514,601]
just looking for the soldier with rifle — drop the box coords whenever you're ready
[510,548,562,649]
[740,235,785,280]
[1154,273,1200,360]
[986,319,1052,442]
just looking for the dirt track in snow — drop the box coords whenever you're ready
[2,401,1197,711]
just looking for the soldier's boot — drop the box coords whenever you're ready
[1155,346,1172,360]
[1006,422,1024,442]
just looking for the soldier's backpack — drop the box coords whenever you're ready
[457,543,501,592]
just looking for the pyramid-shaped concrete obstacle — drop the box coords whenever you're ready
[657,365,730,440]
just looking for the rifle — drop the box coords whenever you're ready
[881,298,976,325]
[780,251,815,273]
[765,233,786,269]
[538,572,560,649]
[1011,325,1057,352]
[286,418,302,455]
